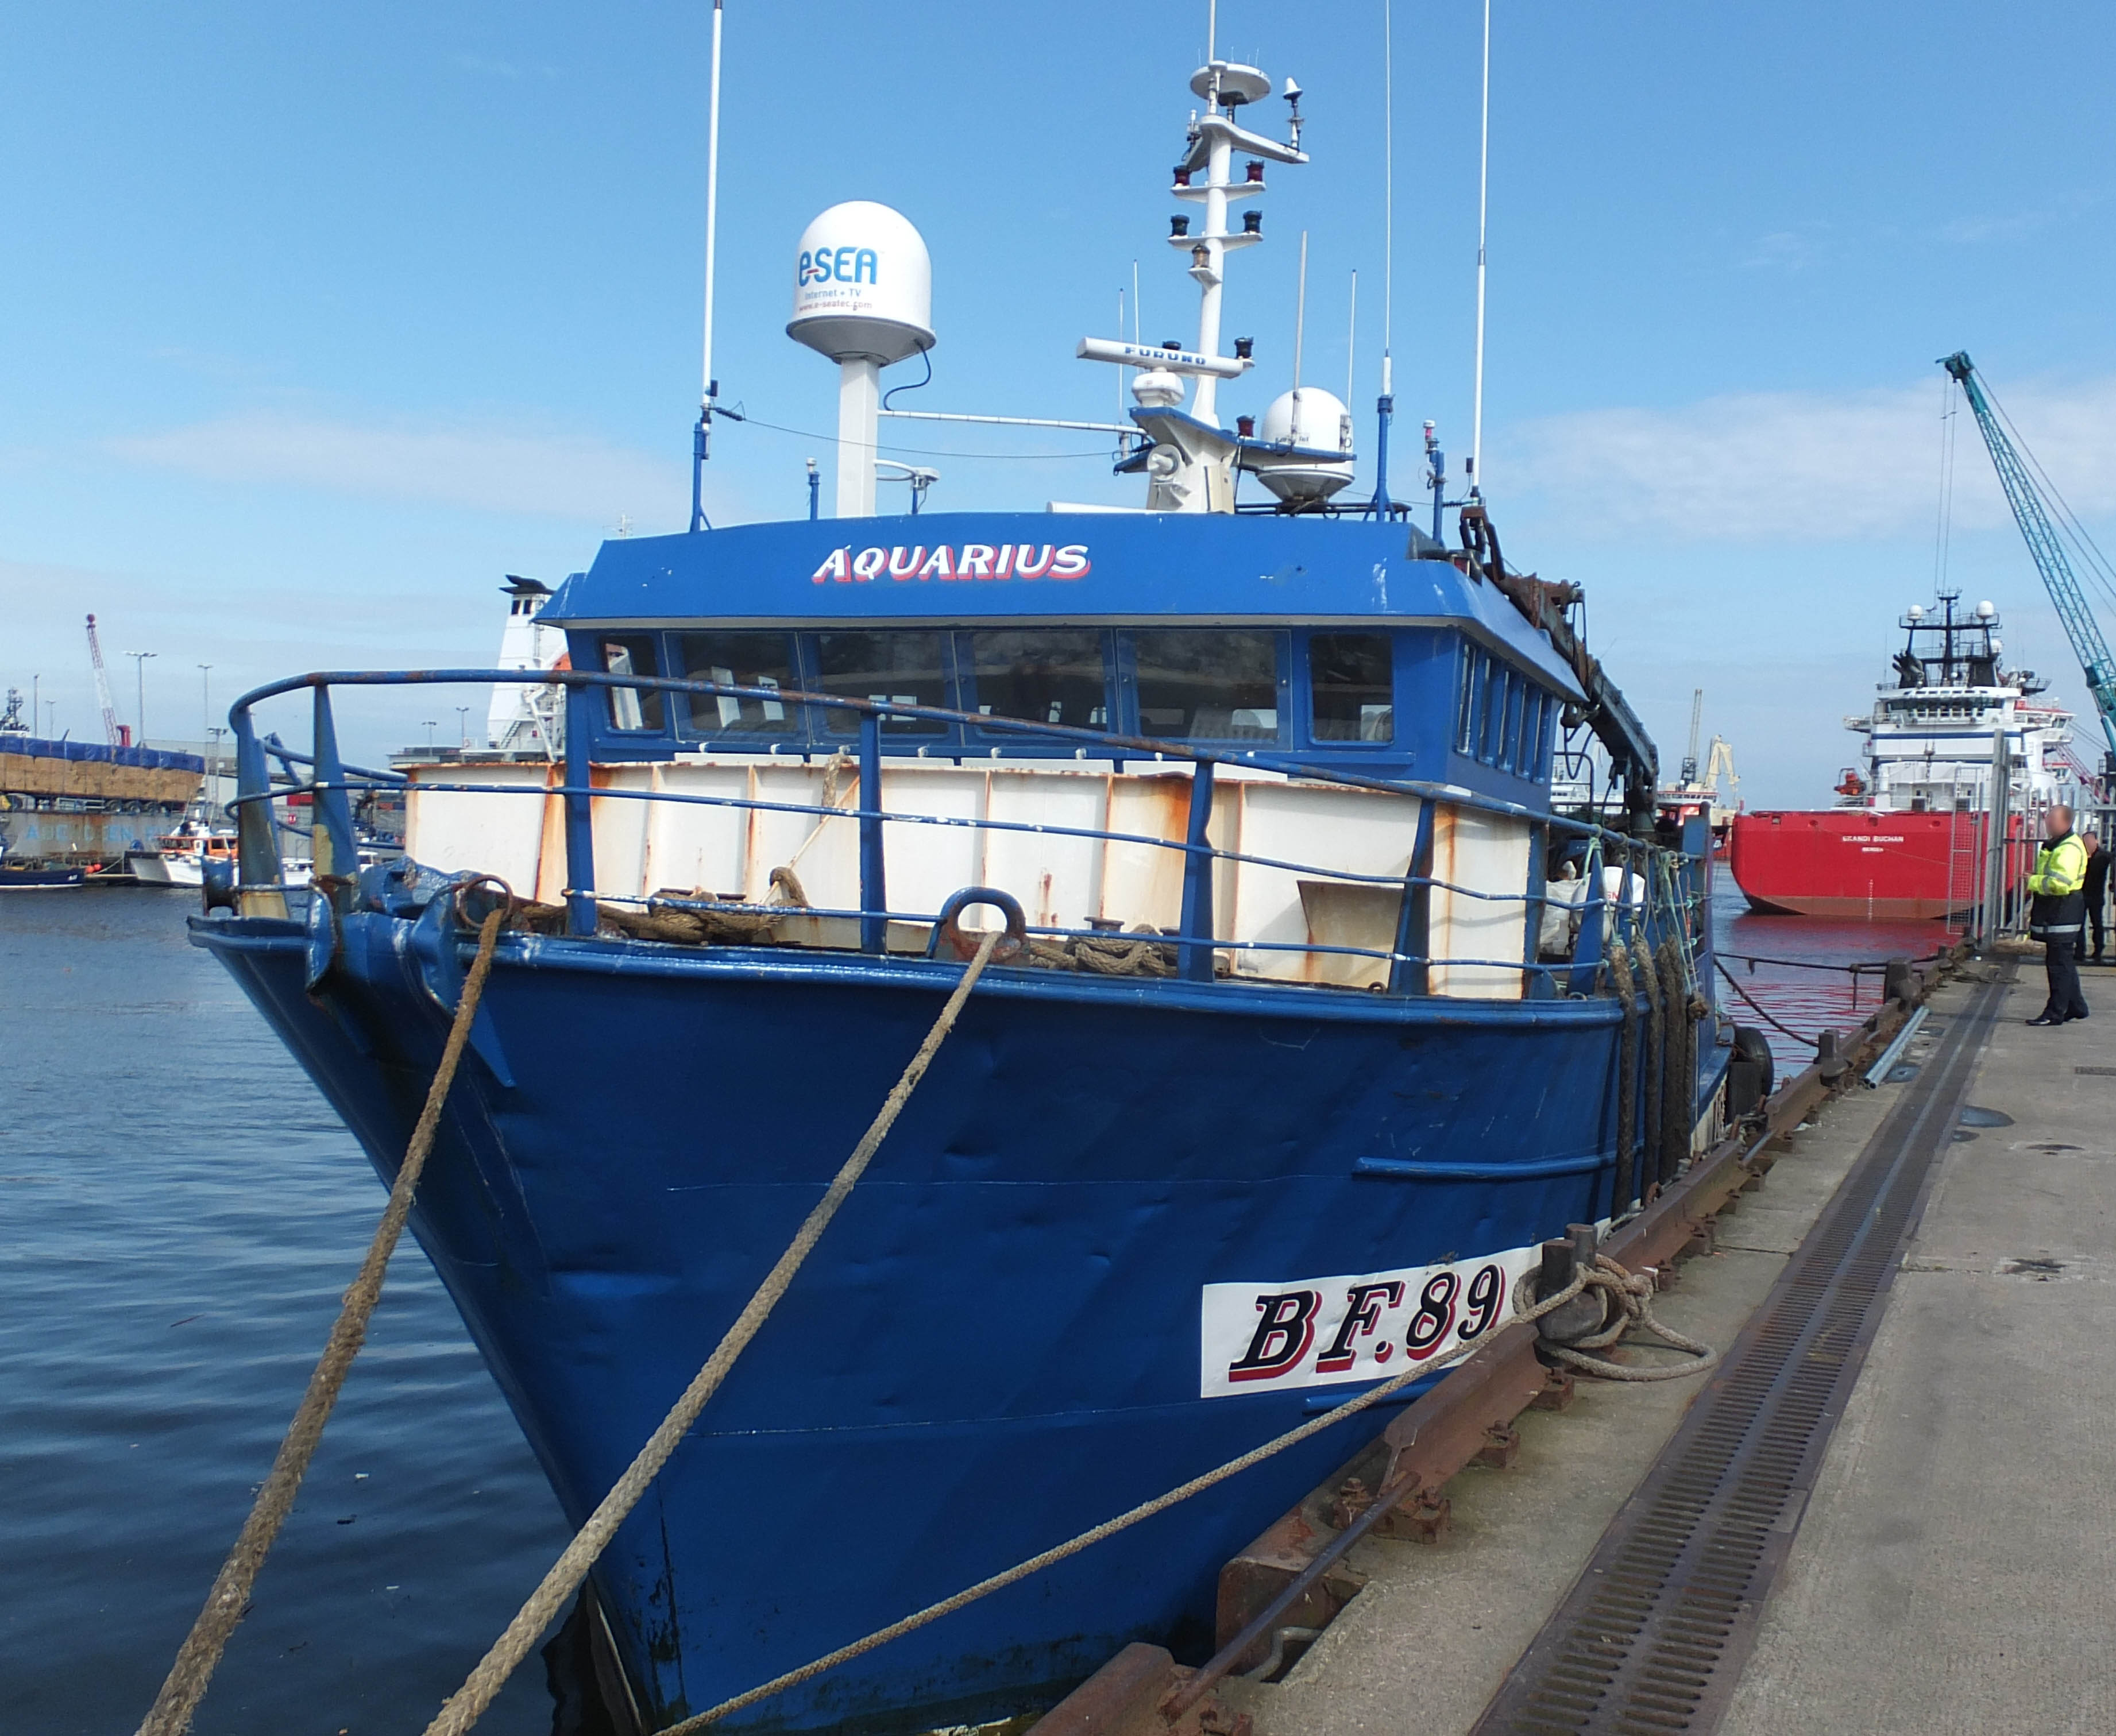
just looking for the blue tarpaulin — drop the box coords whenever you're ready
[2,735,205,774]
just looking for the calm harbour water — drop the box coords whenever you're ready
[0,873,1954,1735]
[1,888,569,1735]
[1707,860,1960,1071]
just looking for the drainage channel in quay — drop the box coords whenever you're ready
[1464,970,2009,1736]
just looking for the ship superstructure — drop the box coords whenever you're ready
[1844,592,2080,815]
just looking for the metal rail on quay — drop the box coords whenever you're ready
[1026,946,1965,1736]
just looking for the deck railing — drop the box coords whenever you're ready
[219,669,1705,999]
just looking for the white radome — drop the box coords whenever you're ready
[1249,386,1356,503]
[1131,368,1187,409]
[788,200,935,365]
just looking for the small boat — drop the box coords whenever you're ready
[0,860,86,890]
[128,814,240,887]
[1729,591,2084,918]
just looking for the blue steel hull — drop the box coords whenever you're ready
[194,911,1709,1732]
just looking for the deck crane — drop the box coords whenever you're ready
[1941,351,2116,770]
[83,613,126,747]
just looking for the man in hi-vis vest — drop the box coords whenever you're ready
[2026,803,2091,1026]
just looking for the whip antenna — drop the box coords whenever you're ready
[1470,0,1490,501]
[1372,0,1396,514]
[1345,269,1357,406]
[690,0,725,532]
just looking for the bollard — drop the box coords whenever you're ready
[1817,1029,1848,1082]
[1536,1226,1605,1347]
[1883,956,1916,1008]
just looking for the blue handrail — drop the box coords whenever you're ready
[222,666,1699,992]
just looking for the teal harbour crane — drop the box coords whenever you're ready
[1941,350,2116,772]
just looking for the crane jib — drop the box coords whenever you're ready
[1941,350,2116,766]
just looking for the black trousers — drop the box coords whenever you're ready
[2092,900,2107,960]
[2044,933,2090,1021]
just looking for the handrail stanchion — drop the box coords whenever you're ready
[859,711,888,953]
[231,709,287,918]
[562,683,598,937]
[1522,818,1549,996]
[1389,797,1437,995]
[1567,838,1606,997]
[310,685,359,907]
[1177,759,1217,982]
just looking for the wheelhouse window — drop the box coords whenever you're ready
[1521,689,1549,779]
[960,629,1109,733]
[596,635,665,732]
[673,632,797,737]
[1455,647,1486,754]
[1131,629,1282,743]
[812,631,949,736]
[1478,665,1507,764]
[1308,634,1395,743]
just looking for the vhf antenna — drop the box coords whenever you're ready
[1370,0,1395,516]
[1469,0,1490,502]
[690,0,726,532]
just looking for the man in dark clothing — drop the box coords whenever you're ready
[2026,805,2091,1026]
[2083,829,2110,962]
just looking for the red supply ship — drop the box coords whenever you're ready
[1729,593,2088,918]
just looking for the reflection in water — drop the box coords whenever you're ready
[1711,865,1958,1070]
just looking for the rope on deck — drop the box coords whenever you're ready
[137,901,511,1736]
[422,926,1006,1736]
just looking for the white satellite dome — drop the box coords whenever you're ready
[1975,600,1996,618]
[1248,386,1356,504]
[788,201,935,365]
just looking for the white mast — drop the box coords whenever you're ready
[1470,0,1491,500]
[1071,11,1306,511]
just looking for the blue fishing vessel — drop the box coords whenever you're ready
[191,38,1726,1736]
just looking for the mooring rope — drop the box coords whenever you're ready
[137,902,511,1736]
[657,1258,1619,1734]
[1538,1255,1720,1382]
[1636,937,1666,1171]
[1608,944,1640,1212]
[1656,939,1690,1188]
[1713,954,1827,1050]
[422,927,1005,1736]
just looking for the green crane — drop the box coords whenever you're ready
[1940,350,2116,765]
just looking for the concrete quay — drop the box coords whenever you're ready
[1211,964,2116,1735]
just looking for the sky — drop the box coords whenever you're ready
[3,0,2113,800]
